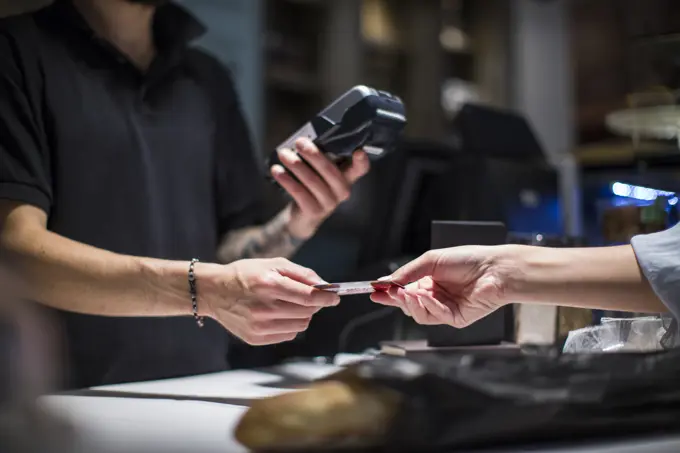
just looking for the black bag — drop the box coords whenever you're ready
[319,348,680,452]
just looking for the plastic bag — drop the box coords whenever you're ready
[563,316,676,353]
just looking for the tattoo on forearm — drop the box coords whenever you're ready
[217,209,305,263]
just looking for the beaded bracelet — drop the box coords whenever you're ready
[188,259,204,327]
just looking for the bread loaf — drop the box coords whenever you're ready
[234,379,401,451]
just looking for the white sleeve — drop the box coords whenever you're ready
[631,223,680,320]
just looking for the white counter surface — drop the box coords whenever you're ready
[39,363,341,453]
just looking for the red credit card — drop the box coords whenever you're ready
[313,280,404,296]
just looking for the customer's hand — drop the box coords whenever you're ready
[198,258,339,345]
[370,247,509,328]
[271,138,370,239]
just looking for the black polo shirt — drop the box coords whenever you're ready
[0,1,264,388]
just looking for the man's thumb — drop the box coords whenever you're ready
[381,251,438,285]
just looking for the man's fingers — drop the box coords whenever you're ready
[382,250,440,286]
[251,300,320,320]
[274,260,325,286]
[244,316,315,345]
[249,317,311,336]
[271,165,322,214]
[281,283,339,307]
[342,150,371,184]
[263,274,339,307]
[246,331,300,346]
[296,138,352,203]
[277,148,336,209]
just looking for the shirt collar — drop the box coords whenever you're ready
[154,2,207,53]
[44,0,206,57]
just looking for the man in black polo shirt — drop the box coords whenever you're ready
[0,0,370,387]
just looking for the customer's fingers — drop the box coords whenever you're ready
[404,292,431,325]
[370,291,397,305]
[380,250,440,286]
[415,290,455,326]
[371,287,409,308]
[370,291,411,317]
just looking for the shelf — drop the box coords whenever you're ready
[575,138,680,168]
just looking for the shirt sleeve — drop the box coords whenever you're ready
[631,223,680,319]
[192,50,265,235]
[0,28,52,214]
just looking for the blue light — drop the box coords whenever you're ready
[611,182,675,202]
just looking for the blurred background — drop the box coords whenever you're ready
[3,0,680,363]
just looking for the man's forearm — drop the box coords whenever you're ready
[217,207,305,263]
[502,244,667,313]
[1,209,191,317]
[10,235,191,317]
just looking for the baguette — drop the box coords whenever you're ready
[234,379,401,451]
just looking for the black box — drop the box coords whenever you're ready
[426,221,515,347]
